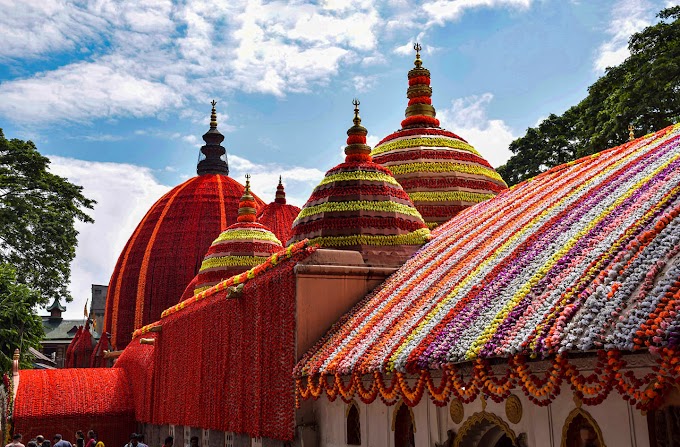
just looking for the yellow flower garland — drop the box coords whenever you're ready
[389,162,506,183]
[213,229,282,245]
[371,137,481,157]
[294,200,424,222]
[200,255,270,271]
[408,191,496,203]
[319,170,400,186]
[308,228,431,247]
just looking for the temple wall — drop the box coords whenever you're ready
[311,383,652,447]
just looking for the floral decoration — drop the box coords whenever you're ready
[295,124,680,409]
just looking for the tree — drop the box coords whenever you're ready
[498,6,680,185]
[0,263,44,372]
[0,129,95,304]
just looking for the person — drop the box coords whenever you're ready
[52,435,72,447]
[162,437,173,447]
[41,441,50,447]
[93,433,104,447]
[134,435,146,447]
[35,438,44,446]
[75,432,84,447]
[27,442,37,447]
[188,438,198,447]
[85,432,95,447]
[6,434,25,447]
[123,434,137,447]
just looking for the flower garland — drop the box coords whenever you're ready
[389,161,504,182]
[296,348,680,411]
[376,148,494,168]
[294,124,680,383]
[408,191,497,203]
[213,228,282,244]
[377,128,468,146]
[318,170,400,187]
[294,200,424,222]
[371,137,479,157]
[307,228,431,247]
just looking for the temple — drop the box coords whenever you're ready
[3,44,680,447]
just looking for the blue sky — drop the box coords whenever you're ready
[0,0,675,317]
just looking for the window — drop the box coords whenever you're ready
[224,433,233,447]
[394,402,415,447]
[346,402,361,445]
[250,438,262,447]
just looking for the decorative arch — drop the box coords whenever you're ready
[391,400,417,433]
[346,400,361,445]
[454,411,517,447]
[560,407,606,447]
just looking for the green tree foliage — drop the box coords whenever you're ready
[0,129,95,304]
[497,6,680,185]
[0,263,44,372]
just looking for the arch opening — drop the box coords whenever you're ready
[346,401,361,445]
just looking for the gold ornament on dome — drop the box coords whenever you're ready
[449,399,464,424]
[505,394,523,424]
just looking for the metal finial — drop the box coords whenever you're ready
[210,100,218,128]
[352,98,361,125]
[245,173,251,190]
[414,42,423,67]
[628,124,635,141]
[278,175,282,185]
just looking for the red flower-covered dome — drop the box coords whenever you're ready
[257,177,301,244]
[371,44,507,228]
[103,103,265,349]
[288,100,430,265]
[192,175,283,295]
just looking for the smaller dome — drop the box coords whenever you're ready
[371,44,507,228]
[288,100,430,266]
[193,176,283,294]
[257,177,301,244]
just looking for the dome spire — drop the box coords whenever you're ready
[402,42,440,129]
[345,99,371,163]
[237,174,257,222]
[275,175,287,204]
[197,100,229,176]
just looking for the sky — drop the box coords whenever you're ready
[0,0,676,319]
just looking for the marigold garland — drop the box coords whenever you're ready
[318,170,400,186]
[389,162,505,182]
[408,191,497,203]
[294,200,424,222]
[371,137,479,157]
[307,228,431,247]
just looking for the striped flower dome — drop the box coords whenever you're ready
[371,44,507,228]
[193,175,282,294]
[288,100,430,266]
[257,177,301,244]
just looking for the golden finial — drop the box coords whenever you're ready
[244,173,251,191]
[414,42,423,68]
[210,100,218,128]
[352,98,361,126]
[628,124,635,141]
[278,175,282,186]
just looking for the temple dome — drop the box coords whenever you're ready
[257,177,301,244]
[192,175,283,295]
[371,44,507,228]
[102,103,265,349]
[288,100,430,266]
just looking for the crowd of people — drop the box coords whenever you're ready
[6,433,173,447]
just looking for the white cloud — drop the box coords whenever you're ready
[422,0,532,26]
[437,93,515,168]
[594,0,652,72]
[46,156,172,320]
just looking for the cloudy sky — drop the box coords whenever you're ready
[0,0,675,318]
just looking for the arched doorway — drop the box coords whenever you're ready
[346,401,361,445]
[454,412,517,447]
[393,401,416,447]
[561,408,605,447]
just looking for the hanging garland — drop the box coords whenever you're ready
[296,348,680,411]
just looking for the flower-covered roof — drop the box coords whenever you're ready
[257,177,301,244]
[288,100,430,265]
[296,124,680,377]
[193,175,283,295]
[371,44,507,228]
[103,104,265,350]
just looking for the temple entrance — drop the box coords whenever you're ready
[561,408,604,447]
[455,412,517,447]
[394,401,416,447]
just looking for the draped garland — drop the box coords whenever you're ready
[295,348,680,411]
[295,125,680,411]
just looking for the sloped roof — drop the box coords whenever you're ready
[296,124,680,377]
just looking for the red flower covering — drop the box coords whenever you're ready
[257,203,301,245]
[401,115,440,128]
[150,246,315,441]
[65,326,82,368]
[70,323,94,368]
[376,149,495,168]
[13,369,135,447]
[114,333,157,422]
[103,174,265,350]
[90,335,110,368]
[377,128,467,146]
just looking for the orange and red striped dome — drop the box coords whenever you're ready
[103,103,265,349]
[371,44,507,228]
